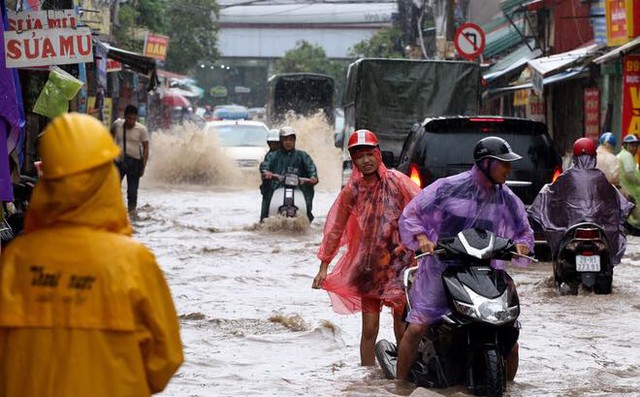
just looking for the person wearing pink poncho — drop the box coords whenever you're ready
[313,129,420,366]
[395,136,534,384]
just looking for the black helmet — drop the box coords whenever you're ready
[473,137,522,163]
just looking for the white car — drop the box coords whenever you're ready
[205,120,269,168]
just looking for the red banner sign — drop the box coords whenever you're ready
[606,0,640,46]
[143,33,169,61]
[106,58,122,73]
[584,88,600,141]
[622,54,640,138]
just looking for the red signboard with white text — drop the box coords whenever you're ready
[622,54,640,138]
[584,88,600,141]
[606,0,640,46]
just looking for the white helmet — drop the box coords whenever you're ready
[267,129,280,142]
[279,126,296,138]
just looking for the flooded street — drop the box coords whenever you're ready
[130,123,640,397]
[130,183,640,397]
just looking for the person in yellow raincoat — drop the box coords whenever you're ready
[0,113,183,396]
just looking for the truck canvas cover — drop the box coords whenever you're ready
[345,58,480,162]
[266,73,335,126]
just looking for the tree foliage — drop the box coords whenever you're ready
[113,4,143,53]
[164,0,220,74]
[274,41,337,75]
[349,27,405,59]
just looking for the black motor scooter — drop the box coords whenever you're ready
[375,228,535,397]
[553,222,612,295]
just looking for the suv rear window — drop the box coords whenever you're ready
[416,119,559,170]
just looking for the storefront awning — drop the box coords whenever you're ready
[528,43,604,76]
[593,36,640,64]
[483,41,542,84]
[101,43,156,76]
[485,66,589,97]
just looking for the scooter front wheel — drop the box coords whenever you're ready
[471,346,505,397]
[374,339,397,380]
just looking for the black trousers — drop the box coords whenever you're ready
[116,156,143,211]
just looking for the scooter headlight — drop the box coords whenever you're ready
[453,287,519,325]
[453,300,478,320]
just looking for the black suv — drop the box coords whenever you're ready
[397,116,563,257]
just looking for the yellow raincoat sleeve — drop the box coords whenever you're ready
[134,249,184,393]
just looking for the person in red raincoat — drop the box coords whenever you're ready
[312,129,421,366]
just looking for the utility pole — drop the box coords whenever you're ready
[446,0,455,41]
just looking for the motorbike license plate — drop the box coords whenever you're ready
[576,255,600,272]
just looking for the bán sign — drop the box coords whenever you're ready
[4,27,93,67]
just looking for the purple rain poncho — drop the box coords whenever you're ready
[399,165,534,325]
[527,155,633,265]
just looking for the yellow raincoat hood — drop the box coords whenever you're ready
[24,112,131,235]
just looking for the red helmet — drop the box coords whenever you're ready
[347,129,379,150]
[573,137,596,156]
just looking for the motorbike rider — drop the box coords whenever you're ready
[617,134,640,230]
[0,113,183,396]
[396,136,534,384]
[260,126,318,222]
[312,129,420,366]
[596,132,621,187]
[265,129,281,154]
[528,137,633,266]
[259,129,283,218]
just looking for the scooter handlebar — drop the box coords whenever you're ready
[266,173,312,185]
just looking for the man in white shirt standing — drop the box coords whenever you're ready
[111,105,149,219]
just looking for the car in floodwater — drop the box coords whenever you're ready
[205,120,269,169]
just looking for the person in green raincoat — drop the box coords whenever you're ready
[617,134,640,228]
[260,126,319,222]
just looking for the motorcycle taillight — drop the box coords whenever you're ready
[575,228,599,239]
[551,165,562,183]
[409,163,422,187]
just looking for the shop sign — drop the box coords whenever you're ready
[88,96,113,127]
[143,33,169,61]
[605,0,640,46]
[622,54,640,138]
[527,92,545,123]
[532,68,544,96]
[106,59,122,73]
[234,86,251,94]
[4,27,93,68]
[7,9,76,31]
[210,86,228,98]
[584,88,600,141]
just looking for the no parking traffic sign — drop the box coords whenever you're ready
[454,23,486,61]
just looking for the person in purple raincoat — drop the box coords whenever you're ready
[528,138,633,266]
[395,136,534,384]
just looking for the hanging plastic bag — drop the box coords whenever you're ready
[33,66,84,119]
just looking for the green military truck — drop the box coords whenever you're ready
[336,58,481,185]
